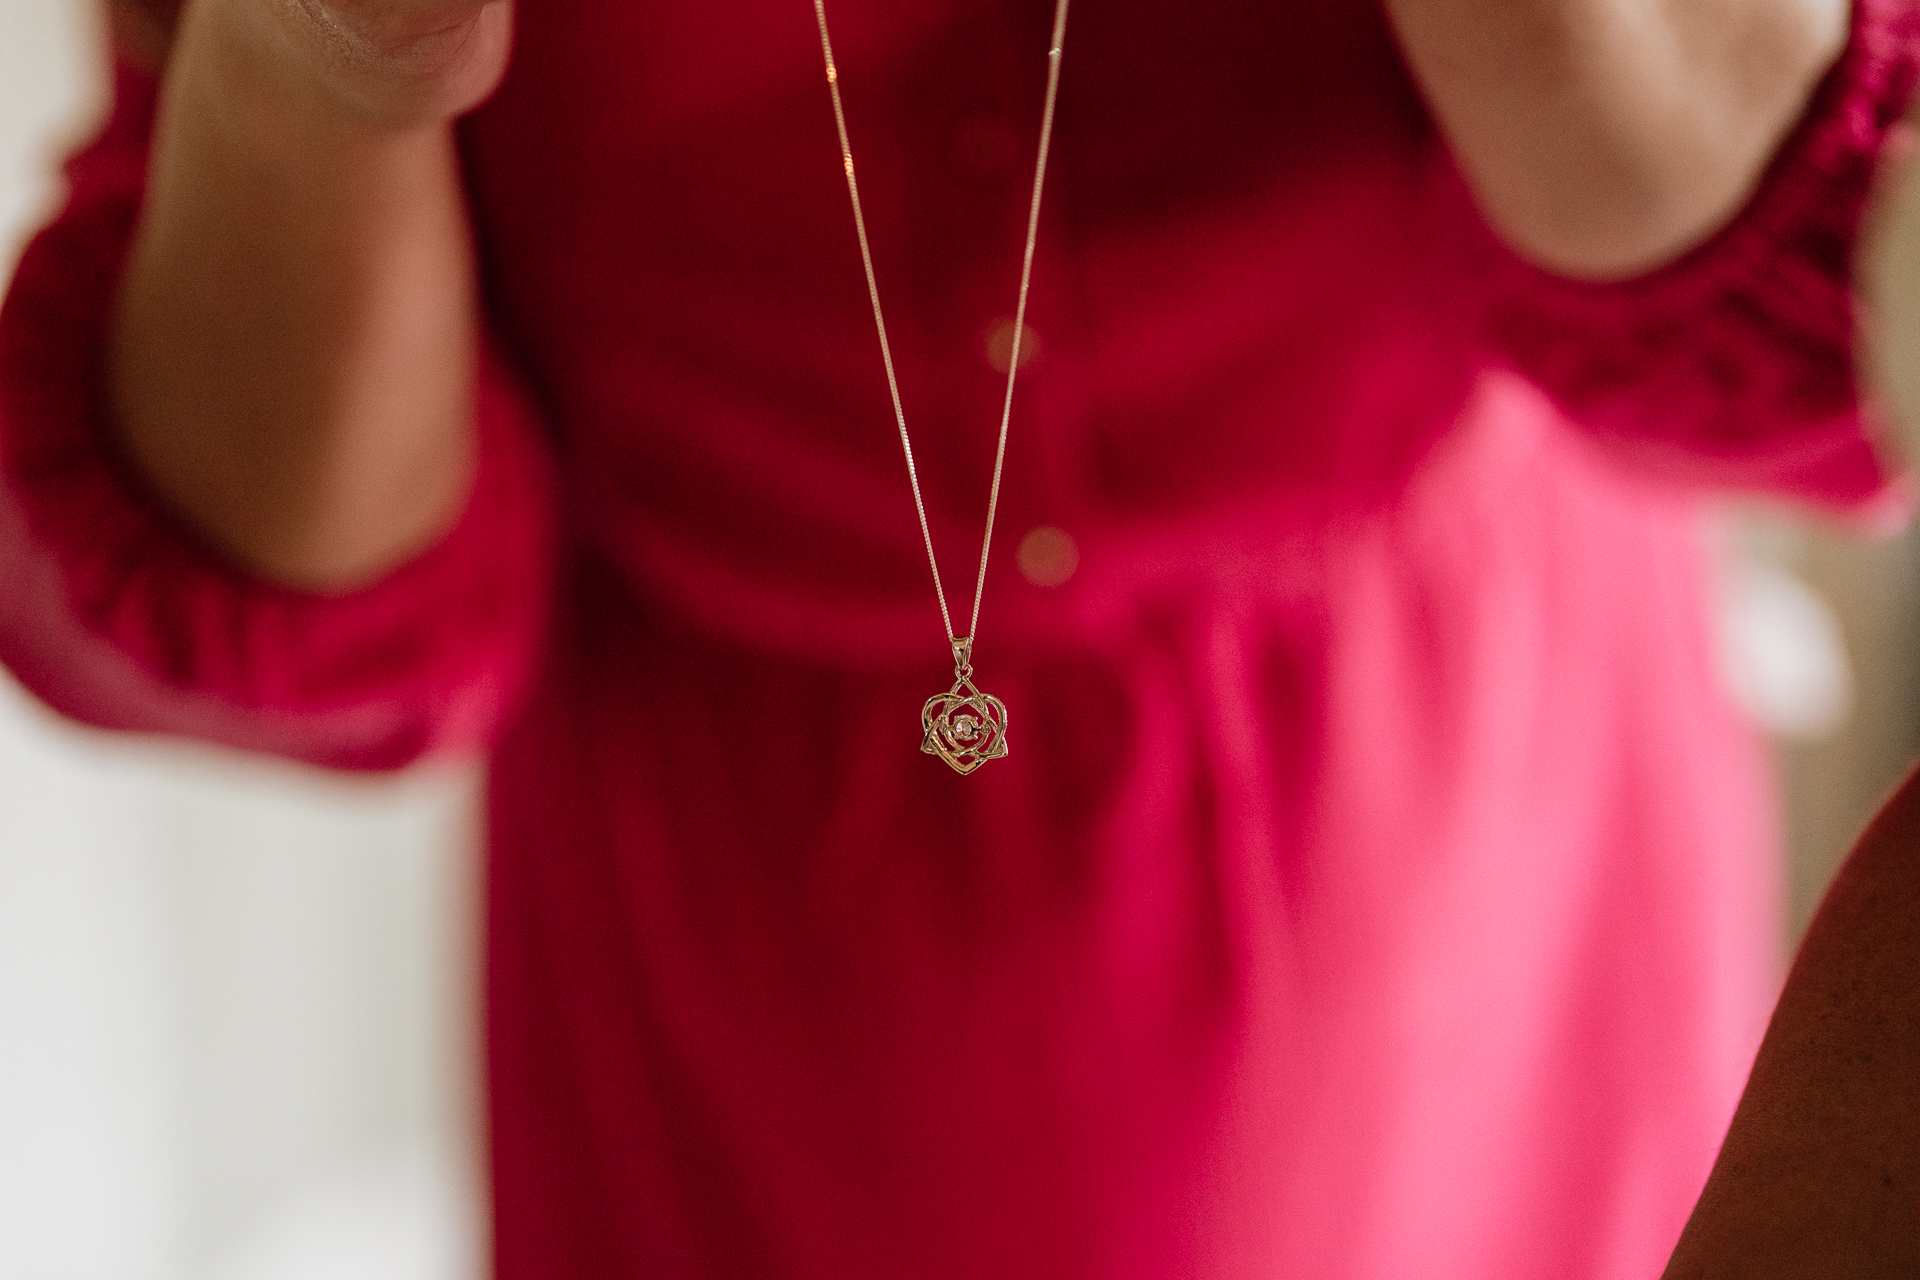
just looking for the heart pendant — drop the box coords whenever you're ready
[921,677,1009,775]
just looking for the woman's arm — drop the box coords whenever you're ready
[1386,0,1850,279]
[110,0,512,591]
[1661,763,1920,1278]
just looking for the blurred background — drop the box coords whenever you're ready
[1,3,1917,1278]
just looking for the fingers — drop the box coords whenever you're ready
[213,0,514,130]
[285,0,495,69]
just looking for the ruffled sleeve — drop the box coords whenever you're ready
[1483,0,1920,509]
[0,60,556,772]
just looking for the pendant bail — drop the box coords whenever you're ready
[951,636,974,681]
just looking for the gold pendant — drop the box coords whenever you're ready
[921,638,1008,775]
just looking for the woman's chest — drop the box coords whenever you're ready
[459,0,1474,528]
[464,0,1433,364]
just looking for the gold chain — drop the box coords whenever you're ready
[809,0,1072,650]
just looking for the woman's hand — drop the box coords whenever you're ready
[109,0,513,590]
[1384,0,1849,279]
[207,0,514,132]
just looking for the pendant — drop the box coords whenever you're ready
[921,637,1008,775]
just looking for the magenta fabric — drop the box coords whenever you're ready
[3,1,1917,1276]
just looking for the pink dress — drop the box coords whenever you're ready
[4,1,1916,1275]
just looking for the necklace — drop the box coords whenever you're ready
[810,0,1072,775]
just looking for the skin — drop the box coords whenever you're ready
[1661,764,1920,1278]
[1386,0,1849,279]
[109,0,512,590]
[109,0,1854,591]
